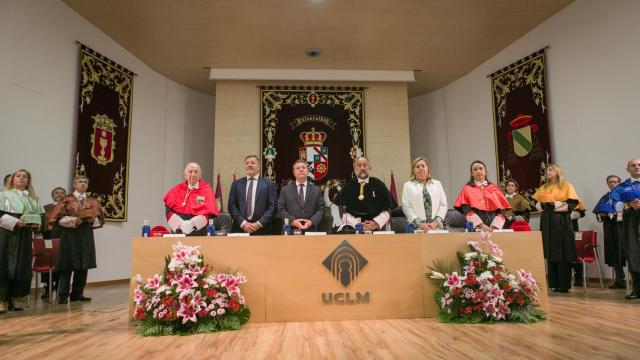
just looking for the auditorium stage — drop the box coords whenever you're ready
[1,283,639,359]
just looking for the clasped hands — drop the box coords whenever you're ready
[241,221,262,233]
[292,219,313,230]
[417,221,439,231]
[15,220,40,230]
[629,199,640,209]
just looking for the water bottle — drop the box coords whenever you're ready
[465,221,475,232]
[282,218,292,235]
[207,219,216,236]
[142,219,151,237]
[406,222,415,234]
[355,223,364,234]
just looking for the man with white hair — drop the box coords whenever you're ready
[163,162,219,236]
[611,157,640,300]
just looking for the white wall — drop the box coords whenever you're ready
[0,0,214,282]
[409,0,640,277]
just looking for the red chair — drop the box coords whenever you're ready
[33,237,61,304]
[574,230,605,292]
[150,225,169,237]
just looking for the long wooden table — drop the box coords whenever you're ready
[129,232,548,323]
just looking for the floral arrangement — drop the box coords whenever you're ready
[428,232,545,323]
[132,241,251,336]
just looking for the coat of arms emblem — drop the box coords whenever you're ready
[90,114,117,166]
[299,127,329,181]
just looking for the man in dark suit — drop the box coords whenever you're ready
[228,155,277,235]
[278,160,325,232]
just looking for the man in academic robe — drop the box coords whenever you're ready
[49,175,105,304]
[610,158,640,300]
[277,159,325,232]
[228,155,277,235]
[164,162,219,236]
[336,157,396,231]
[593,175,626,289]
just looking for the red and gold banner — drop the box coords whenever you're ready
[75,44,135,221]
[491,49,552,207]
[261,86,365,192]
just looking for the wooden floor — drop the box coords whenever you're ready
[1,282,639,359]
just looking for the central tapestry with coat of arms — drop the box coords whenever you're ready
[260,86,365,192]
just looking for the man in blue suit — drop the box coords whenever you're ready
[228,155,277,235]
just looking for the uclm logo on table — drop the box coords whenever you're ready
[321,240,370,305]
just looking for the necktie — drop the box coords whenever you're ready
[299,184,305,205]
[245,178,254,219]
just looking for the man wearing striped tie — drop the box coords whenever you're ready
[228,155,277,235]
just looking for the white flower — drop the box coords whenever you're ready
[155,285,170,295]
[217,308,225,315]
[478,271,494,281]
[430,271,445,279]
[464,252,477,260]
[133,274,143,284]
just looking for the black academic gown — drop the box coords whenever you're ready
[336,177,396,221]
[56,222,97,270]
[0,211,33,297]
[540,200,578,262]
[622,209,640,272]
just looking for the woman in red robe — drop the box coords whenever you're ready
[454,160,511,232]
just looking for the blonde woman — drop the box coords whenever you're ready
[0,169,45,312]
[401,157,448,231]
[533,164,582,293]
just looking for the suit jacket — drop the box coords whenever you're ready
[277,182,325,229]
[401,179,448,223]
[228,176,277,229]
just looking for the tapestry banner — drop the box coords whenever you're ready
[491,49,551,206]
[75,44,135,221]
[261,87,365,192]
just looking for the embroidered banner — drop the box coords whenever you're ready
[75,44,135,221]
[261,86,365,192]
[491,49,552,207]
